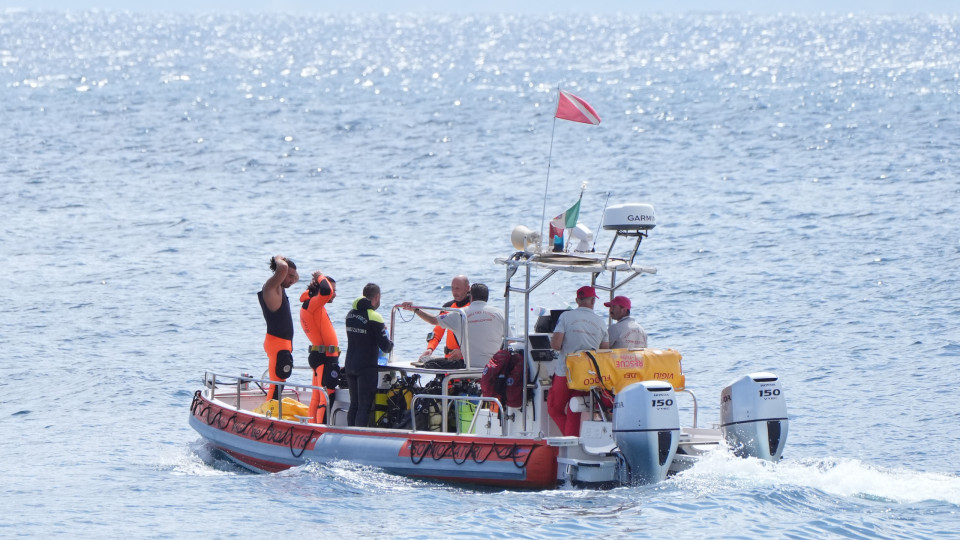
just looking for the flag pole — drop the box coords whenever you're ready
[539,86,561,251]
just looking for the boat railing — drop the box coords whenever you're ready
[388,304,470,368]
[676,388,699,428]
[380,367,485,430]
[203,371,328,422]
[204,369,495,432]
[409,394,507,436]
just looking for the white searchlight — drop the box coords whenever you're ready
[567,223,593,252]
[511,225,541,252]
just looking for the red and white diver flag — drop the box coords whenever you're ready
[555,90,601,125]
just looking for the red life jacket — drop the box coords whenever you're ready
[480,349,525,408]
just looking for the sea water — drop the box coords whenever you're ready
[1,9,959,538]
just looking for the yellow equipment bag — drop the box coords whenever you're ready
[565,348,685,393]
[253,397,311,421]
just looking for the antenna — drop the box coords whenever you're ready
[538,85,562,246]
[592,191,612,252]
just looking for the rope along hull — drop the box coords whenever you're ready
[190,391,557,489]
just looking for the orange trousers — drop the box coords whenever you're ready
[263,334,293,401]
[309,366,333,423]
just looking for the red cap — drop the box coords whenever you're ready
[603,296,631,309]
[576,286,599,299]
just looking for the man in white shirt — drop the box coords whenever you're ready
[605,296,648,349]
[403,283,505,369]
[420,275,471,360]
[548,286,609,436]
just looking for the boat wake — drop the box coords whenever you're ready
[164,440,250,476]
[285,460,439,493]
[671,449,960,506]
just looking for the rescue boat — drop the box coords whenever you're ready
[189,202,789,488]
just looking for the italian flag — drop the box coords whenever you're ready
[549,199,581,248]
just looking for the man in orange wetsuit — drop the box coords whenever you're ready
[419,275,471,360]
[300,271,339,423]
[258,255,299,401]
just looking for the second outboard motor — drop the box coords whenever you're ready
[720,372,788,461]
[612,381,680,484]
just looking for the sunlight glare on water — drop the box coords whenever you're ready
[1,8,958,539]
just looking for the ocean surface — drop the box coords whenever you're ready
[2,8,959,538]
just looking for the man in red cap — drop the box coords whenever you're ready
[548,285,609,436]
[605,296,648,349]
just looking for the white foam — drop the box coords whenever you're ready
[160,442,238,477]
[674,448,960,505]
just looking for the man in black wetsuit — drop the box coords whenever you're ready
[344,283,393,426]
[258,255,299,401]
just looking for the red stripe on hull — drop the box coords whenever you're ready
[219,448,292,474]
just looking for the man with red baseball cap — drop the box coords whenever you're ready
[604,296,648,349]
[548,285,610,436]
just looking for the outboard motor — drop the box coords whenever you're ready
[612,381,680,484]
[720,372,788,461]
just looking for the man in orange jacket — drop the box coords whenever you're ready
[420,275,471,360]
[300,271,339,423]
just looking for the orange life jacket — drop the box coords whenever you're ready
[427,296,471,355]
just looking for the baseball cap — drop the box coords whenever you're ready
[576,286,599,299]
[603,296,631,309]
